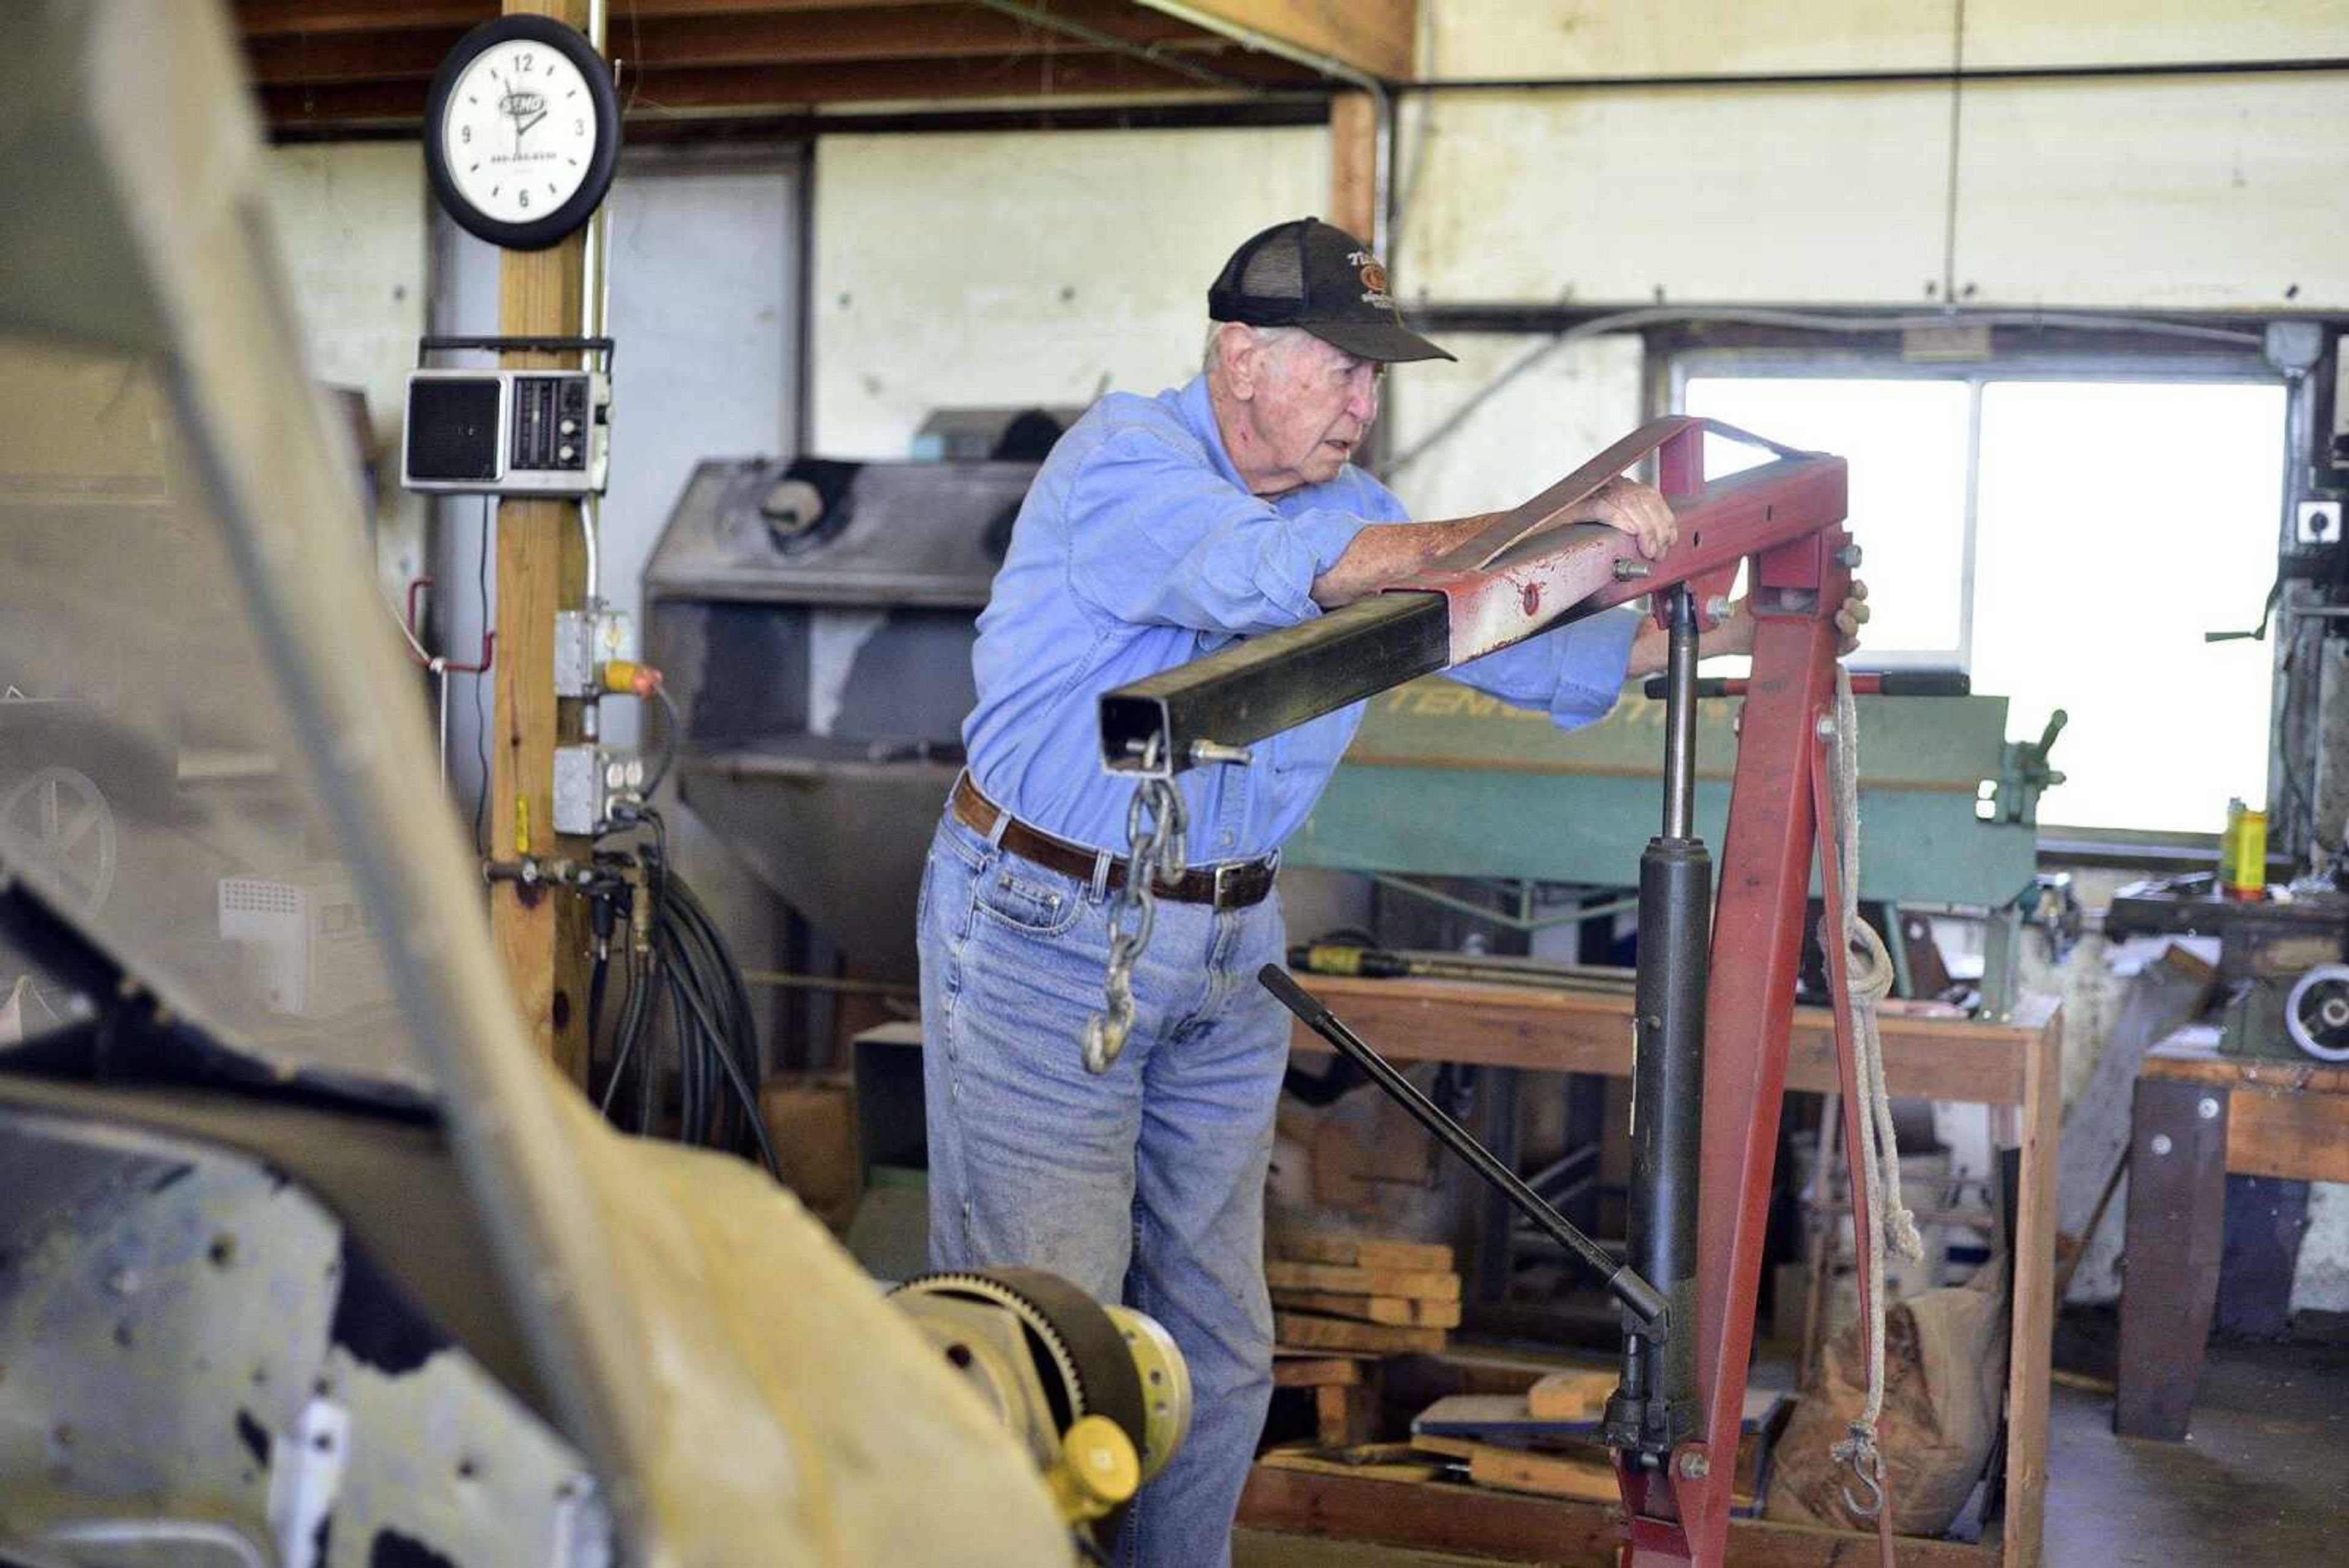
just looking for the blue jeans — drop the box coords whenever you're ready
[916,807,1288,1568]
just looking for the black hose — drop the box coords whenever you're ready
[585,951,609,1065]
[665,951,782,1182]
[583,805,779,1180]
[597,953,650,1119]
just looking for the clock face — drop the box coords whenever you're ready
[423,15,619,250]
[439,39,600,228]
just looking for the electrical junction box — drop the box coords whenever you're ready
[401,369,608,496]
[218,866,394,1018]
[554,743,646,836]
[553,605,637,699]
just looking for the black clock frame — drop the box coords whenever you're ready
[423,15,620,253]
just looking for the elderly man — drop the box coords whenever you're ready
[918,218,1863,1564]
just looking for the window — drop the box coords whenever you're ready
[1683,369,2284,834]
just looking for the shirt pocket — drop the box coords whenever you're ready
[973,858,1086,938]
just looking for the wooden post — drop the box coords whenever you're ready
[490,0,595,1082]
[1329,89,1377,245]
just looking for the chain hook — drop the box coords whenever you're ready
[1831,1423,1887,1520]
[1082,737,1187,1074]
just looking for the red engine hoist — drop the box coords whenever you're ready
[1099,417,1899,1567]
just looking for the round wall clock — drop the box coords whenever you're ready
[423,15,620,251]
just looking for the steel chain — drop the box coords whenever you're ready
[1080,738,1187,1074]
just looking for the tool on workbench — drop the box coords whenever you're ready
[1095,415,1907,1566]
[2221,798,2269,901]
[1286,942,1635,992]
[2285,964,2349,1061]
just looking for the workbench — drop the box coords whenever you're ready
[1245,977,2062,1568]
[2117,1029,2349,1440]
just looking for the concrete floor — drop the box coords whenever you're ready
[1238,1337,2349,1567]
[2044,1337,2349,1567]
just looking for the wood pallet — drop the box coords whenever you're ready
[1268,1235,1464,1447]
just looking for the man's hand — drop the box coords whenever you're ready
[1582,477,1677,559]
[1625,578,1871,676]
[1832,578,1870,655]
[1707,578,1870,656]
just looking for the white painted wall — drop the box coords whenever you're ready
[262,144,430,590]
[1422,0,2349,77]
[1381,335,1645,518]
[1950,74,2347,309]
[1420,1,1958,79]
[1392,86,1954,308]
[1405,0,2349,310]
[809,127,1326,456]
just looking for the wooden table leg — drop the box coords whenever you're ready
[2115,1078,2228,1440]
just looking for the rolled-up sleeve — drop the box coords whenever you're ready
[1064,428,1367,636]
[1450,606,1641,729]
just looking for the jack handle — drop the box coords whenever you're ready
[1259,965,1668,1331]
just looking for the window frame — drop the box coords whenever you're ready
[1663,339,2293,847]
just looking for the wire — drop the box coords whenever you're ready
[641,683,682,798]
[666,954,778,1178]
[595,955,645,1117]
[1940,0,1969,306]
[586,946,610,1057]
[390,587,436,667]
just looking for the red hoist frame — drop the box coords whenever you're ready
[1416,417,1882,1567]
[1110,416,1885,1568]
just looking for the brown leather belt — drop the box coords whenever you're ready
[951,773,1275,910]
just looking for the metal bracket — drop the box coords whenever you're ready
[418,333,615,370]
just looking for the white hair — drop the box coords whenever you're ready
[1203,321,1314,376]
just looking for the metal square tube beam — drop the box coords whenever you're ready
[1098,591,1449,771]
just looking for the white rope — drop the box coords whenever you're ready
[1820,665,1923,1519]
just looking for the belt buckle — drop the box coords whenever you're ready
[1212,861,1241,909]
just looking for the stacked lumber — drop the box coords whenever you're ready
[1269,1235,1461,1358]
[1269,1235,1462,1447]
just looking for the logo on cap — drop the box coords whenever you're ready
[1348,250,1394,311]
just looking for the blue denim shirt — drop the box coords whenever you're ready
[964,373,1640,863]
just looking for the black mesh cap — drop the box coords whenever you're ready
[1206,217,1455,364]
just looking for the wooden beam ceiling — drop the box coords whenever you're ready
[1137,1,1415,85]
[234,0,942,34]
[232,0,1406,137]
[243,3,1215,83]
